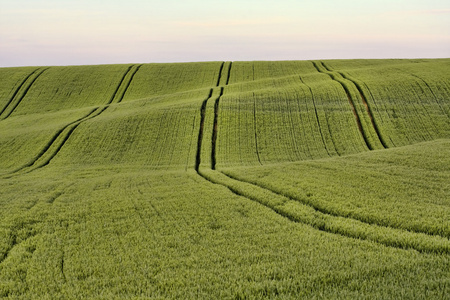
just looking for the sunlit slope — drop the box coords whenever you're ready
[0,66,38,116]
[0,65,132,173]
[218,139,450,251]
[0,63,222,174]
[215,60,450,167]
[31,63,222,171]
[326,59,450,147]
[1,60,449,174]
[0,60,449,298]
[0,167,448,298]
[216,61,369,168]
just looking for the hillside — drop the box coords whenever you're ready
[0,59,449,299]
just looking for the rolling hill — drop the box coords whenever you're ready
[0,59,449,299]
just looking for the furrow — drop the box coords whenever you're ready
[0,68,39,117]
[115,64,143,103]
[60,250,67,283]
[195,89,213,172]
[359,80,397,147]
[3,65,140,177]
[226,62,233,85]
[298,76,332,156]
[211,87,223,169]
[212,170,449,254]
[312,61,372,150]
[411,74,450,119]
[253,93,262,165]
[185,115,198,171]
[283,90,302,161]
[221,170,449,241]
[328,67,388,149]
[0,68,49,120]
[4,107,99,176]
[216,62,225,86]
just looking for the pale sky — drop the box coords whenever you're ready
[1,0,449,67]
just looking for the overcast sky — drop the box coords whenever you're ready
[1,0,449,67]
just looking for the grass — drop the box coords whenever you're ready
[0,59,449,299]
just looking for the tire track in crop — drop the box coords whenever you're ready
[0,68,39,117]
[358,80,397,147]
[298,76,333,156]
[312,61,373,150]
[253,93,262,165]
[226,61,232,85]
[209,170,449,254]
[411,74,450,119]
[0,68,49,120]
[322,63,388,149]
[211,62,232,169]
[60,250,67,283]
[211,87,223,169]
[221,170,449,240]
[193,63,449,253]
[195,124,449,252]
[216,62,225,86]
[195,89,214,172]
[196,61,233,170]
[4,65,142,177]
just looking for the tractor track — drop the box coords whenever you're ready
[195,61,226,172]
[211,62,232,169]
[253,93,262,165]
[211,87,223,169]
[197,169,449,254]
[298,76,333,156]
[0,68,39,117]
[322,63,388,149]
[195,89,213,172]
[0,68,49,120]
[221,170,448,239]
[3,65,142,177]
[312,61,373,150]
[194,61,447,253]
[411,74,450,120]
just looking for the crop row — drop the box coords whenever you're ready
[220,139,450,239]
[216,65,370,167]
[2,60,449,173]
[1,169,449,298]
[326,59,450,147]
[199,167,449,254]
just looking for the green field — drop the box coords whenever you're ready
[0,59,449,299]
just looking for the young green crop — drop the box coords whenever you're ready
[0,59,449,299]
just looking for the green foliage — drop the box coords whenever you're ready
[0,59,449,298]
